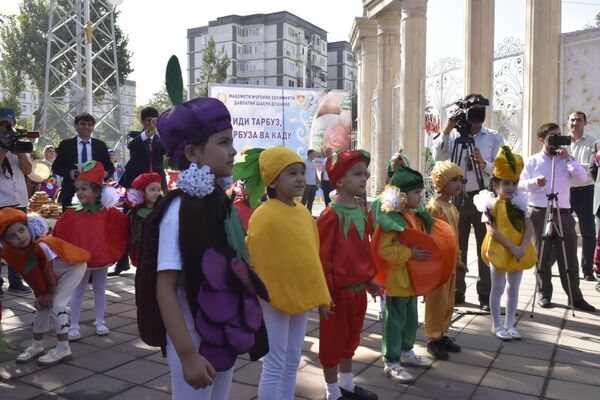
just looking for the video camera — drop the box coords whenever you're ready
[449,96,490,137]
[547,133,571,155]
[0,127,40,153]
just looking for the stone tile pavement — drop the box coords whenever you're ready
[1,231,600,399]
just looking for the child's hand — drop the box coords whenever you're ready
[34,294,54,310]
[366,281,384,300]
[411,246,431,260]
[318,302,334,320]
[181,353,216,390]
[511,244,525,261]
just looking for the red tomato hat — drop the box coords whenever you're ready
[76,161,105,186]
[131,172,162,191]
[326,150,371,188]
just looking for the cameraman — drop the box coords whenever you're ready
[519,123,595,312]
[431,94,504,310]
[0,107,33,295]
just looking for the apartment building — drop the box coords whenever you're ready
[187,11,329,96]
[327,41,357,91]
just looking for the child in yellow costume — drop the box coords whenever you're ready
[372,164,456,383]
[424,161,464,360]
[474,146,536,341]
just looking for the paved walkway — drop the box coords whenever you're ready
[1,229,600,399]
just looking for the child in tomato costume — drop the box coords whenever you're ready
[53,161,128,340]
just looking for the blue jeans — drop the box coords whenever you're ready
[571,185,596,274]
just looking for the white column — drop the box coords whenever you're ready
[399,0,427,169]
[374,11,401,193]
[464,0,495,127]
[522,0,561,156]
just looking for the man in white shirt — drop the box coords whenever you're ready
[0,107,33,295]
[432,94,504,310]
[567,111,596,281]
[301,149,319,212]
[519,122,595,312]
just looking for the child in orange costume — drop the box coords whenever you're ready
[424,161,464,360]
[53,161,128,340]
[317,150,379,400]
[0,208,90,365]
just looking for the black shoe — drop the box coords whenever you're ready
[537,297,551,308]
[583,272,596,282]
[454,292,465,305]
[478,294,490,311]
[440,336,461,352]
[572,299,596,312]
[595,283,600,292]
[107,266,130,277]
[340,385,377,400]
[427,339,449,361]
[8,282,32,294]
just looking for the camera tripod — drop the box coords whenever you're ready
[451,135,485,204]
[530,154,575,318]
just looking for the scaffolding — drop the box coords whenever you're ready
[41,0,126,157]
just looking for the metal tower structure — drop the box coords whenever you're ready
[41,0,125,155]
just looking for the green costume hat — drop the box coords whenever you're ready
[389,165,424,193]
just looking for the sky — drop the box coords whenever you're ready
[2,0,599,105]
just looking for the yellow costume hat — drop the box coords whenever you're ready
[493,146,523,181]
[259,147,304,186]
[431,161,463,193]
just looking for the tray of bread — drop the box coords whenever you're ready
[28,191,61,217]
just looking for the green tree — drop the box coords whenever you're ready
[128,86,187,131]
[0,0,133,130]
[0,14,27,114]
[196,36,230,97]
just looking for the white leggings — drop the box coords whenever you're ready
[70,267,108,329]
[490,265,523,330]
[32,263,86,334]
[258,301,308,400]
[166,330,233,400]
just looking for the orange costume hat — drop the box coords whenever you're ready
[0,207,27,237]
[326,149,371,188]
[76,160,105,185]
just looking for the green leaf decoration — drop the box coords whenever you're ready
[224,205,249,264]
[371,196,407,232]
[76,160,96,172]
[23,249,37,273]
[358,149,371,164]
[501,145,517,173]
[330,203,367,239]
[69,203,102,214]
[166,55,184,106]
[233,148,265,209]
[136,207,152,219]
[506,201,524,233]
[0,326,6,353]
[414,208,434,235]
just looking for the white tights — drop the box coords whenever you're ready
[490,265,523,330]
[70,267,108,329]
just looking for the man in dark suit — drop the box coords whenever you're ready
[109,107,166,276]
[53,112,114,210]
[119,106,166,190]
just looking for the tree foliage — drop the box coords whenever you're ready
[0,0,132,129]
[128,86,187,132]
[196,36,231,97]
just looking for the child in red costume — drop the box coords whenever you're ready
[317,150,380,400]
[124,172,163,267]
[53,161,128,341]
[0,208,90,365]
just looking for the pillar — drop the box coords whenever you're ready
[464,0,495,127]
[399,0,428,169]
[522,0,561,156]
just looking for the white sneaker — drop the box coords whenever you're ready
[491,327,512,341]
[68,327,82,341]
[400,351,433,368]
[95,323,109,336]
[506,327,522,340]
[383,363,415,384]
[16,346,45,363]
[37,346,72,365]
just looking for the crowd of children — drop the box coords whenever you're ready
[1,93,578,400]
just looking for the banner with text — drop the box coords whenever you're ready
[209,84,351,159]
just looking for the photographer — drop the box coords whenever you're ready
[432,94,504,310]
[0,107,33,295]
[519,123,595,312]
[110,106,166,277]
